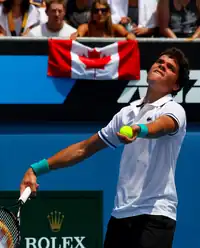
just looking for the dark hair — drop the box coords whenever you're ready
[159,47,190,96]
[89,0,113,37]
[3,0,30,15]
[45,0,66,11]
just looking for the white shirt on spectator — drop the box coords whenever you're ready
[38,7,48,24]
[107,0,128,24]
[27,22,76,37]
[138,0,158,28]
[98,94,186,221]
[0,4,41,36]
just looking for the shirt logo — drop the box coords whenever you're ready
[147,117,152,121]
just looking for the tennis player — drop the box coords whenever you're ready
[20,47,189,248]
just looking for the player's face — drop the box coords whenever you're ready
[147,55,180,94]
[47,3,65,25]
[92,3,110,23]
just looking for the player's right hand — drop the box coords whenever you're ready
[116,124,140,144]
[20,168,39,196]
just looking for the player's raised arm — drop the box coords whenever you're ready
[117,115,180,144]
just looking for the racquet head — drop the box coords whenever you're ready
[0,207,19,248]
[0,187,31,248]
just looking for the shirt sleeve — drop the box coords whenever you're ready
[38,8,48,24]
[98,106,131,149]
[160,101,186,135]
[107,0,128,24]
[138,0,157,28]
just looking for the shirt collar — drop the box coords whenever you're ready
[130,94,173,108]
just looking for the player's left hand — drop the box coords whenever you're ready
[116,125,140,144]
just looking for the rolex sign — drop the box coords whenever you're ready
[0,191,103,248]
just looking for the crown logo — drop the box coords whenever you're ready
[47,211,64,232]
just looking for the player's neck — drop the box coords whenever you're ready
[144,88,168,104]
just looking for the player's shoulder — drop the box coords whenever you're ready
[162,99,186,119]
[165,99,185,112]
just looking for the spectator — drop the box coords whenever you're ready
[107,0,128,24]
[73,0,135,39]
[27,0,76,37]
[121,0,158,37]
[65,0,91,29]
[31,0,48,23]
[137,0,158,36]
[119,0,138,28]
[157,0,200,38]
[127,0,138,25]
[0,0,41,36]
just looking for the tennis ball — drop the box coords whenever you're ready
[119,126,133,138]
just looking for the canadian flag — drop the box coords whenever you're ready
[47,39,140,80]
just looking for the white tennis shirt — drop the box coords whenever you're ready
[98,94,186,220]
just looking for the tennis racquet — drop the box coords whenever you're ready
[0,187,32,248]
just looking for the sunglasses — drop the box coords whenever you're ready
[93,7,108,14]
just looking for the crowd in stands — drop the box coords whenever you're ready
[0,0,199,39]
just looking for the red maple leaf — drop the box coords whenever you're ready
[88,49,101,58]
[79,48,111,70]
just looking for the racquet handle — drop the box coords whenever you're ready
[19,187,32,204]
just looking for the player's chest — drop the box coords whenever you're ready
[131,105,161,124]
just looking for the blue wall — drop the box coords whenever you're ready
[0,55,74,104]
[1,124,200,248]
[0,124,121,237]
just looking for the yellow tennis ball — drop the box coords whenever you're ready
[119,126,133,138]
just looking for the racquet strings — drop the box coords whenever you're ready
[0,208,19,248]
